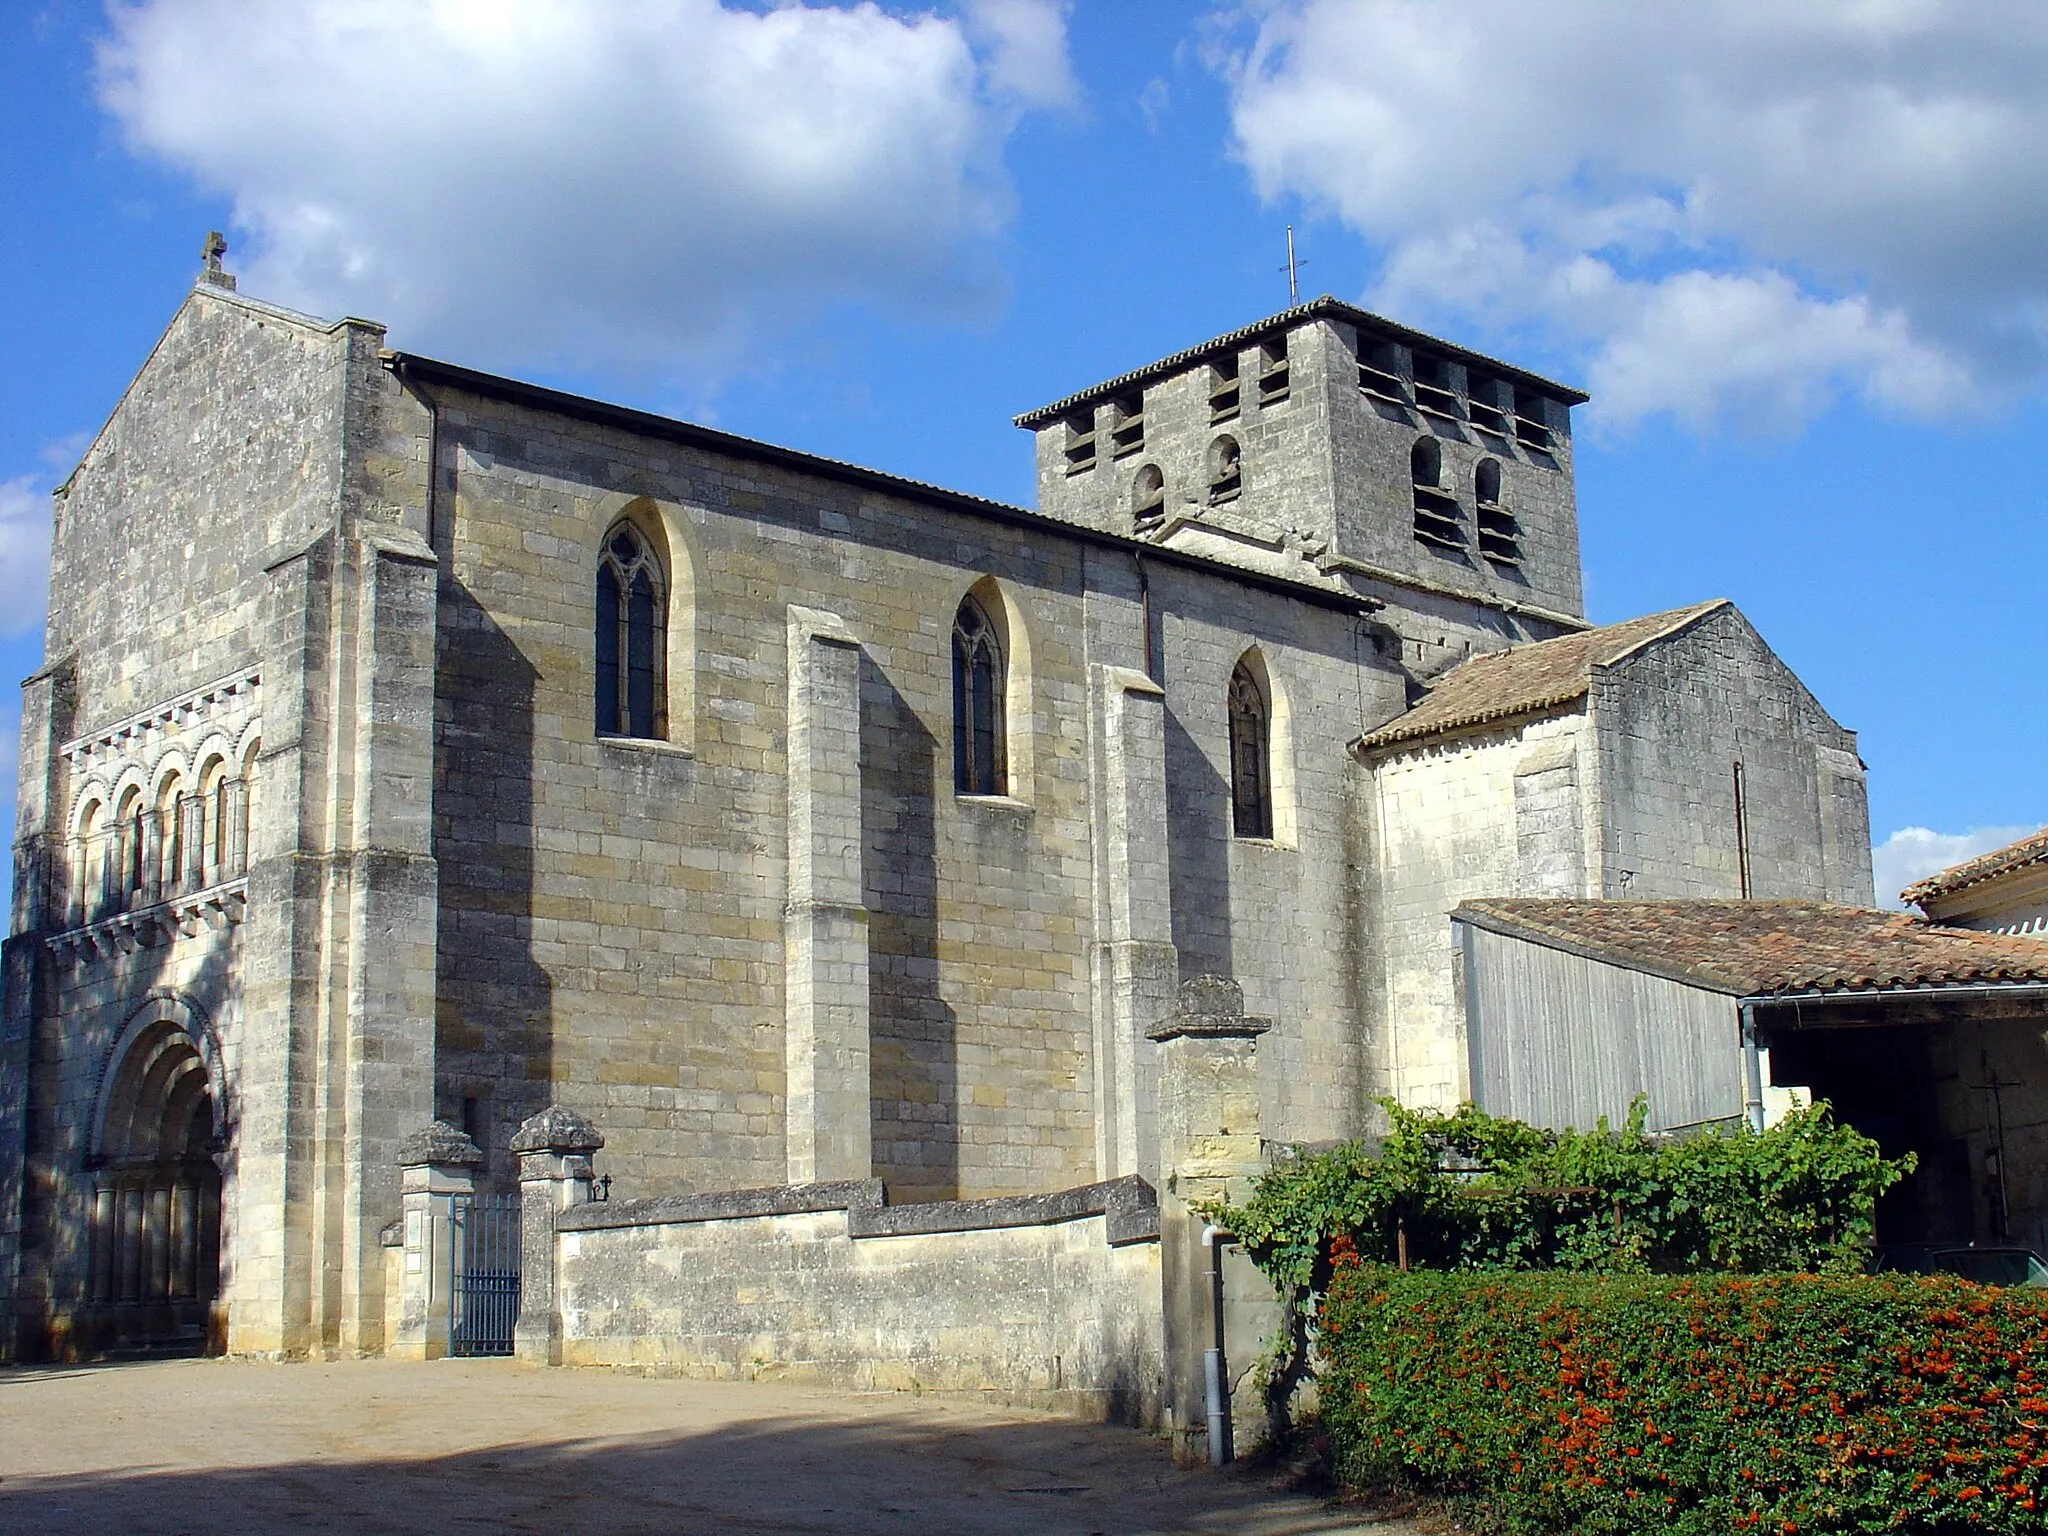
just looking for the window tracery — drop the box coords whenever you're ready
[952,593,1007,796]
[1229,660,1273,840]
[596,522,666,740]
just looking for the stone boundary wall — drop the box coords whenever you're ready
[552,1175,1165,1422]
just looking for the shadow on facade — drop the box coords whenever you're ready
[860,658,959,1202]
[1163,709,1232,981]
[431,582,553,1188]
[23,918,238,1361]
[0,1384,1373,1536]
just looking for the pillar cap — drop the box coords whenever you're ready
[1147,974,1272,1042]
[510,1104,604,1155]
[397,1120,484,1168]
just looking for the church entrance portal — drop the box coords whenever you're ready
[85,1009,224,1355]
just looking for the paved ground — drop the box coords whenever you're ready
[0,1358,1423,1535]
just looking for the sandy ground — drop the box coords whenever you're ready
[0,1357,1422,1535]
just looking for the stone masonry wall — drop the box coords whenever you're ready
[46,291,359,720]
[1031,316,1586,629]
[420,386,1099,1201]
[554,1182,1163,1422]
[1594,605,1873,905]
[1366,712,1592,1107]
[413,377,1413,1201]
[1321,318,1583,624]
[11,283,450,1358]
[1151,564,1406,1146]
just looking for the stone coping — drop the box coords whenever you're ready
[558,1174,1160,1248]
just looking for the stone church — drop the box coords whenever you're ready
[1,246,1871,1373]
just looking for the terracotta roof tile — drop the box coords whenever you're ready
[1454,898,2048,997]
[1012,295,1588,428]
[1355,601,1729,753]
[1902,827,2048,906]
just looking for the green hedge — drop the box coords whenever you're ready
[1321,1264,2048,1535]
[1213,1101,1912,1295]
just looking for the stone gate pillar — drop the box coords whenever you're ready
[511,1105,603,1366]
[1151,977,1269,1465]
[390,1122,482,1361]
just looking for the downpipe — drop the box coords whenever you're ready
[1201,1223,1234,1467]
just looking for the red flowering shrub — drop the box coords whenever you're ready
[1319,1267,2048,1535]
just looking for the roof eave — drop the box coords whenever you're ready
[1352,693,1585,759]
[382,352,1387,620]
[1013,295,1590,428]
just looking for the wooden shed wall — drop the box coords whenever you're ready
[1460,924,1744,1132]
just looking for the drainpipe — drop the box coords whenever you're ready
[1740,1001,1766,1134]
[1201,1223,1234,1467]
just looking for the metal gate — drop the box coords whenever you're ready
[449,1192,521,1357]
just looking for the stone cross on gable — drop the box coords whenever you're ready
[199,230,236,291]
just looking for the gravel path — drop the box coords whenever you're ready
[0,1357,1419,1535]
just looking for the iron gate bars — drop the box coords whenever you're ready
[449,1191,521,1357]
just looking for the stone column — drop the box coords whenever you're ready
[1089,663,1178,1182]
[1150,977,1269,1465]
[783,606,871,1185]
[389,1122,481,1361]
[510,1105,603,1366]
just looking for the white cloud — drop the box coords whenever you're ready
[1873,824,2039,909]
[0,476,53,640]
[1216,1,2048,431]
[962,0,1078,113]
[97,0,1077,377]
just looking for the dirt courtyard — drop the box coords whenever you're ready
[0,1357,1420,1535]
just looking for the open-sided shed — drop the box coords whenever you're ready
[1452,899,2048,1249]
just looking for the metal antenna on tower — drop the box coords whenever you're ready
[1280,225,1308,301]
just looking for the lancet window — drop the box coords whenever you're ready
[595,522,666,740]
[1228,660,1273,840]
[952,593,1007,796]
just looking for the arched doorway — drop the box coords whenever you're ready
[86,1000,225,1355]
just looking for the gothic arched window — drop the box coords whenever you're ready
[1228,659,1273,839]
[952,593,1007,795]
[596,522,667,739]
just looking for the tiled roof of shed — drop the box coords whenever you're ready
[1902,827,2048,907]
[1454,898,2048,998]
[1354,601,1729,753]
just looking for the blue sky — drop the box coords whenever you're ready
[3,1,2044,900]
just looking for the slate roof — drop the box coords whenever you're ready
[1902,827,2048,907]
[1455,898,2048,998]
[1354,601,1729,753]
